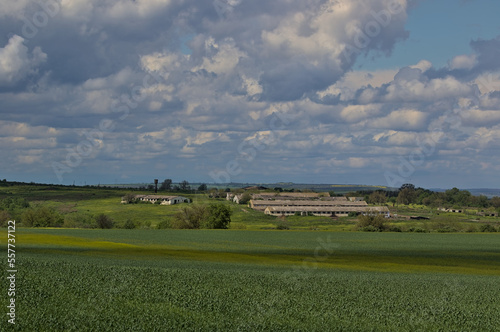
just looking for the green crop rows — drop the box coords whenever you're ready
[3,229,500,331]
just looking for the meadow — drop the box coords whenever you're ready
[4,229,500,331]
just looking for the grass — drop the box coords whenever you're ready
[16,229,500,275]
[4,229,500,331]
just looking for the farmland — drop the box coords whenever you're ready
[4,229,500,331]
[2,183,500,330]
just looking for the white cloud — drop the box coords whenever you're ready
[0,35,47,86]
[369,109,428,130]
[192,38,246,75]
[340,104,382,123]
[448,54,477,70]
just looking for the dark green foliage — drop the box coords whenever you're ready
[388,226,402,232]
[95,214,113,229]
[122,193,136,204]
[397,187,417,205]
[356,214,387,231]
[198,183,208,191]
[0,210,12,227]
[159,179,172,191]
[173,205,207,229]
[238,193,251,205]
[63,212,95,228]
[22,206,64,227]
[480,224,497,232]
[359,225,381,232]
[0,197,30,210]
[179,180,191,191]
[368,191,387,204]
[408,227,428,233]
[122,219,136,229]
[276,223,290,230]
[156,219,171,229]
[204,203,232,229]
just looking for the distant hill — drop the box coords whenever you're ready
[430,188,500,198]
[199,183,394,193]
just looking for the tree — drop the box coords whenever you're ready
[400,183,415,191]
[356,214,387,232]
[397,187,416,205]
[204,203,232,229]
[180,180,190,191]
[172,205,207,229]
[22,206,64,227]
[0,210,12,227]
[159,179,172,191]
[123,193,136,204]
[95,214,114,229]
[239,193,252,205]
[368,191,387,204]
[491,197,500,208]
[198,183,208,192]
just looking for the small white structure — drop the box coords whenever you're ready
[437,207,463,213]
[122,195,190,205]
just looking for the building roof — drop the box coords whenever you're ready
[250,200,368,207]
[134,195,185,200]
[254,192,327,198]
[264,206,389,213]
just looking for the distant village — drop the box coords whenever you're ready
[121,190,390,218]
[120,181,499,219]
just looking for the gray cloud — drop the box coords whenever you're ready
[1,0,500,187]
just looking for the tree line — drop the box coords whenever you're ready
[353,184,500,211]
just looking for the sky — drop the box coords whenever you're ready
[1,0,500,189]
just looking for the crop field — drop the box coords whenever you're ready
[3,229,500,331]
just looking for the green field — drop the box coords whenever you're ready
[3,229,500,331]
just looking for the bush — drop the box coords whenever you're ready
[156,219,171,229]
[356,215,387,231]
[388,226,402,232]
[95,214,113,229]
[63,212,94,228]
[0,210,12,227]
[22,206,64,227]
[276,221,290,230]
[172,205,207,229]
[408,227,428,233]
[239,193,252,205]
[479,224,497,232]
[436,226,458,233]
[170,203,232,230]
[140,220,152,229]
[465,224,478,233]
[122,219,136,229]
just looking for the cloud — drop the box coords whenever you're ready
[0,35,47,87]
[2,1,500,187]
[370,109,428,130]
[448,54,477,70]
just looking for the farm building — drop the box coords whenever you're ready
[264,206,390,217]
[437,208,464,213]
[477,211,499,217]
[249,199,368,211]
[252,192,329,200]
[122,195,190,205]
